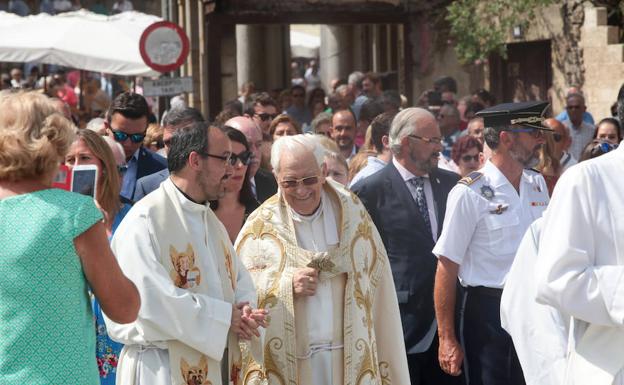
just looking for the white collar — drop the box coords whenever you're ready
[392,157,429,182]
[289,190,339,246]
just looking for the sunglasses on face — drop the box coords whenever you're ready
[461,154,480,162]
[199,151,233,165]
[256,113,277,122]
[279,175,319,189]
[112,130,146,144]
[566,105,582,110]
[230,150,252,166]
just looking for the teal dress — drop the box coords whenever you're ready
[0,189,102,385]
[94,202,131,384]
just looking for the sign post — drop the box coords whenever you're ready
[139,21,191,117]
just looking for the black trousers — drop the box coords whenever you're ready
[461,287,525,385]
[407,332,466,385]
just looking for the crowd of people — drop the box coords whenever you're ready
[0,67,623,385]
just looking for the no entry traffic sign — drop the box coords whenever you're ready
[139,21,190,73]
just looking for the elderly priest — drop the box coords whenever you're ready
[235,134,410,385]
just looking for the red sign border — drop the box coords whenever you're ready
[139,21,190,73]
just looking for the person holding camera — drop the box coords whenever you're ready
[0,91,139,385]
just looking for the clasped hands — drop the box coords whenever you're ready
[231,302,269,340]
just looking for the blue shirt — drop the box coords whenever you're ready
[120,150,139,200]
[555,110,594,125]
[349,156,387,188]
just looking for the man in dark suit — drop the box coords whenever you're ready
[225,116,277,203]
[352,107,461,385]
[132,107,204,201]
[105,92,167,201]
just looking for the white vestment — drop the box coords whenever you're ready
[536,144,624,385]
[501,217,569,385]
[291,191,342,385]
[105,178,259,385]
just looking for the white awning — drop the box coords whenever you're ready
[0,9,163,76]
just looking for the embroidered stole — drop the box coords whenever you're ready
[151,180,239,385]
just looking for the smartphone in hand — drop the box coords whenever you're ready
[71,165,99,198]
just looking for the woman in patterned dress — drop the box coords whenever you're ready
[0,91,140,385]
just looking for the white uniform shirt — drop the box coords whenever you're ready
[536,144,624,385]
[433,160,549,288]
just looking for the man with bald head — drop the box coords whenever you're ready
[544,118,577,172]
[225,116,277,203]
[352,108,461,385]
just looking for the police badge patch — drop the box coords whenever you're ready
[480,185,495,200]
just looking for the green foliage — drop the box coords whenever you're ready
[446,0,556,65]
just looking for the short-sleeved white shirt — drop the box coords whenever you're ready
[432,160,549,288]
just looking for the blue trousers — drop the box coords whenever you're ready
[461,287,525,385]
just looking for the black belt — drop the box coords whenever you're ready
[466,286,503,298]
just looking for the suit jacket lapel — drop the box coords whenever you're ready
[429,171,446,237]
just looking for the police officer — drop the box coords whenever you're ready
[432,101,551,385]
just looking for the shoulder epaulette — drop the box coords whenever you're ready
[458,171,483,186]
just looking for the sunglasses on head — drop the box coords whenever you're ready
[256,113,277,122]
[112,130,145,144]
[461,154,480,162]
[230,150,252,166]
[279,175,319,189]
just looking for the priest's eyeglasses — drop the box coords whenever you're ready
[407,134,443,145]
[279,175,320,189]
[199,151,233,165]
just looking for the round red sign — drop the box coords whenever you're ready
[139,21,190,73]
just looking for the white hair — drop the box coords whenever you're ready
[271,134,325,173]
[348,71,364,86]
[101,135,126,166]
[86,117,106,133]
[388,107,435,154]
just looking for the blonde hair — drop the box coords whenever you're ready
[144,123,164,149]
[0,91,75,182]
[74,129,122,219]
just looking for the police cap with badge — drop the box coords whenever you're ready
[476,101,553,132]
[459,101,553,211]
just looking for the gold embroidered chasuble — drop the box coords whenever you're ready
[105,178,260,385]
[235,181,410,385]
